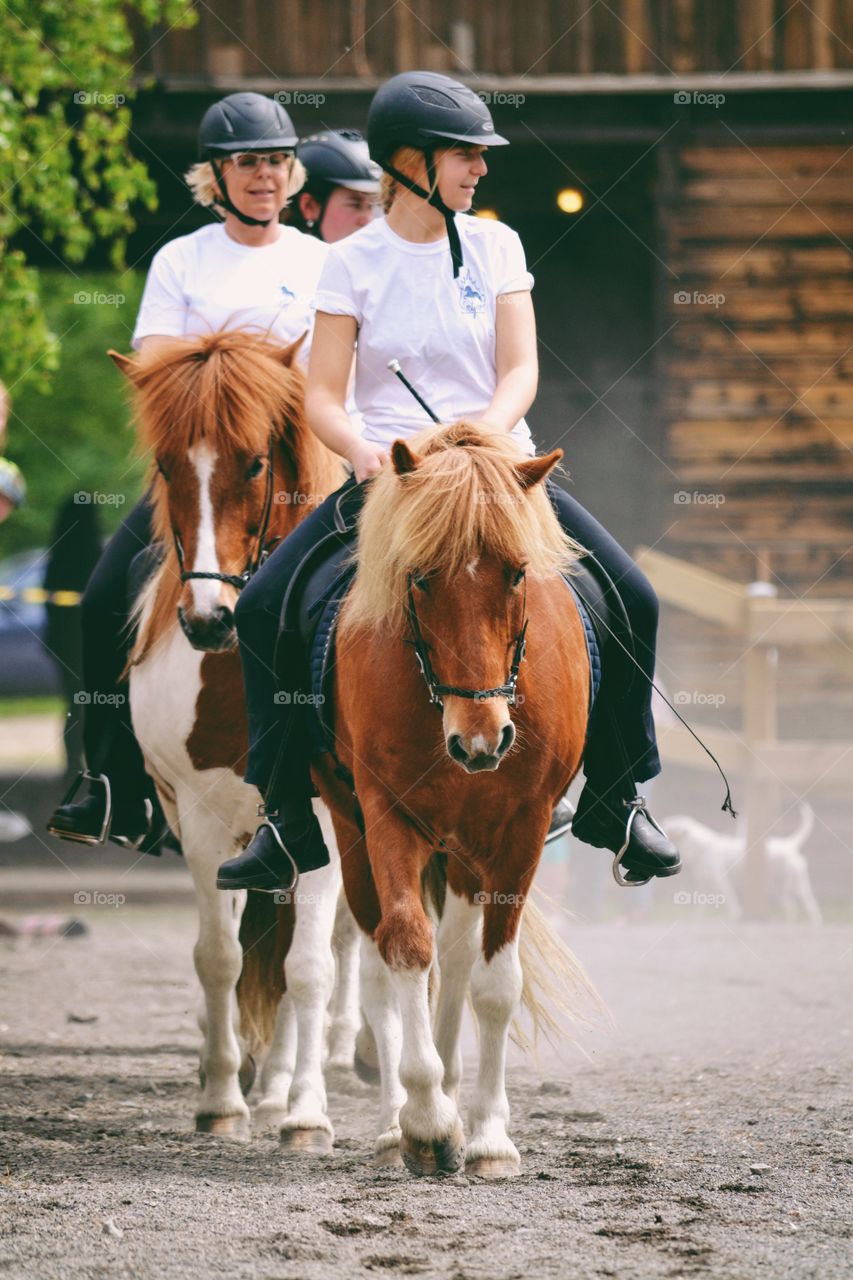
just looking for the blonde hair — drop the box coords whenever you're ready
[379,145,440,214]
[184,154,306,213]
[345,422,583,634]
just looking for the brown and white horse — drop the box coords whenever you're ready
[112,330,352,1143]
[316,422,596,1177]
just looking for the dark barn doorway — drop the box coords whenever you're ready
[495,141,664,555]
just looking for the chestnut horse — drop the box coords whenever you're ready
[316,422,596,1178]
[112,330,354,1144]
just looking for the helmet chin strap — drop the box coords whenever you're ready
[209,156,277,228]
[381,147,463,277]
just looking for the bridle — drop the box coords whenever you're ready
[404,571,528,711]
[171,436,280,592]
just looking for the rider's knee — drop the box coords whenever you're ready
[625,570,659,639]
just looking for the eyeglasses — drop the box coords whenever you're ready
[227,151,293,171]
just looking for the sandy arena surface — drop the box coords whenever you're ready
[0,900,851,1280]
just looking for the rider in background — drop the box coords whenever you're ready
[218,72,681,894]
[47,93,328,852]
[288,129,380,242]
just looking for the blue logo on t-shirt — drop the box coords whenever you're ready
[457,268,485,317]
[279,284,296,307]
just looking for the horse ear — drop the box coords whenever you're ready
[279,333,307,367]
[391,439,423,476]
[108,349,139,381]
[514,449,563,491]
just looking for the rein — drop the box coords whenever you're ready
[404,572,528,711]
[171,437,280,592]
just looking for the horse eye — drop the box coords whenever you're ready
[412,573,430,593]
[245,456,264,481]
[156,458,169,482]
[511,567,526,588]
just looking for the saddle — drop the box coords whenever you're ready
[281,521,633,756]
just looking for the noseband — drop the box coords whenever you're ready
[171,437,279,592]
[405,572,528,711]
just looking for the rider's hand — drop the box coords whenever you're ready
[347,438,388,483]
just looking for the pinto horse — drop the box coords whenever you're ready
[111,330,354,1144]
[315,422,596,1177]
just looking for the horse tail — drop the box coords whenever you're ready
[236,893,293,1056]
[516,895,605,1050]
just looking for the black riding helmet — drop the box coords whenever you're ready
[367,71,509,276]
[198,92,298,229]
[293,129,380,238]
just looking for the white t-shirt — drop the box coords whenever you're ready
[132,222,328,358]
[313,214,535,455]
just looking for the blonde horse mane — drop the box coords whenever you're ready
[118,329,340,661]
[344,422,585,634]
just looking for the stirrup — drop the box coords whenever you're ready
[611,795,655,889]
[258,818,299,896]
[48,770,112,846]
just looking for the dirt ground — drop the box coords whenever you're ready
[0,900,851,1280]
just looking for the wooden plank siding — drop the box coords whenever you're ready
[133,0,853,83]
[659,143,853,596]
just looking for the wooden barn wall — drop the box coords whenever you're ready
[134,0,853,82]
[658,143,853,595]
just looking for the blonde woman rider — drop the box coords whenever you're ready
[218,72,681,893]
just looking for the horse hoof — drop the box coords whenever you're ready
[465,1155,522,1179]
[239,1053,256,1098]
[279,1127,334,1156]
[195,1112,249,1139]
[400,1121,465,1177]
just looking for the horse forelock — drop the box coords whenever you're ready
[345,422,583,634]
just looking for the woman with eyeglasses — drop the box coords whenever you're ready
[48,93,334,851]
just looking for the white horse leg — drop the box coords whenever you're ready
[182,816,250,1135]
[433,890,482,1103]
[278,809,340,1154]
[390,960,465,1177]
[360,934,405,1165]
[253,993,296,1126]
[465,931,524,1178]
[327,886,361,1069]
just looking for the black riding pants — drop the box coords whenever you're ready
[78,493,154,793]
[235,476,661,805]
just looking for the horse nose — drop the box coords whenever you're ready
[447,722,515,773]
[178,604,237,652]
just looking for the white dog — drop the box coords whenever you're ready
[663,803,821,923]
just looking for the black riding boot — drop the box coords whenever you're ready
[47,769,168,853]
[216,800,330,892]
[571,776,680,884]
[216,707,330,892]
